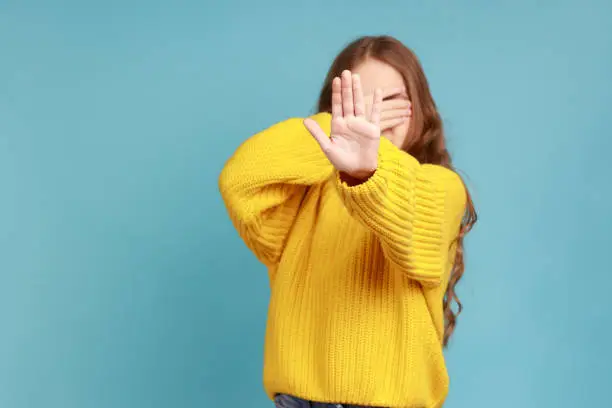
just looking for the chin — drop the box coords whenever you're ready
[382,131,396,140]
[383,133,402,148]
[382,123,409,148]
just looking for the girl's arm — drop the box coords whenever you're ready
[219,113,333,266]
[335,137,467,287]
[305,72,467,287]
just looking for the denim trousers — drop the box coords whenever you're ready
[274,394,384,408]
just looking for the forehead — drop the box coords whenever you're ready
[353,59,405,95]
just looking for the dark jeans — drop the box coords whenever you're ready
[274,394,383,408]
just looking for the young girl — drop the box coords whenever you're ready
[219,35,477,408]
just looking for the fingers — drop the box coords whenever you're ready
[380,117,409,132]
[331,77,342,119]
[304,118,333,152]
[379,100,411,127]
[352,74,365,117]
[381,99,411,111]
[341,70,354,117]
[370,88,383,126]
[363,94,410,120]
[329,71,410,123]
[380,108,411,121]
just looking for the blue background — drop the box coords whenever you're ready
[1,1,611,407]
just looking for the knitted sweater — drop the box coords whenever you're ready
[218,112,467,408]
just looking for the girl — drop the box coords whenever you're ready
[219,35,477,408]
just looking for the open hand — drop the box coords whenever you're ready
[304,70,384,179]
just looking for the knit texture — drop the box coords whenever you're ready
[219,112,467,408]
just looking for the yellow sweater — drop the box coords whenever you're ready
[218,112,467,408]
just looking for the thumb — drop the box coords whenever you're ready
[304,118,333,153]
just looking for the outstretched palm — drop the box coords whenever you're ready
[304,70,383,178]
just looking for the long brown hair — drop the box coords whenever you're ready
[317,36,477,347]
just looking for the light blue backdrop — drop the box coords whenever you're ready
[1,1,610,407]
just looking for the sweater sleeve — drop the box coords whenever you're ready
[218,112,333,267]
[334,137,467,287]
